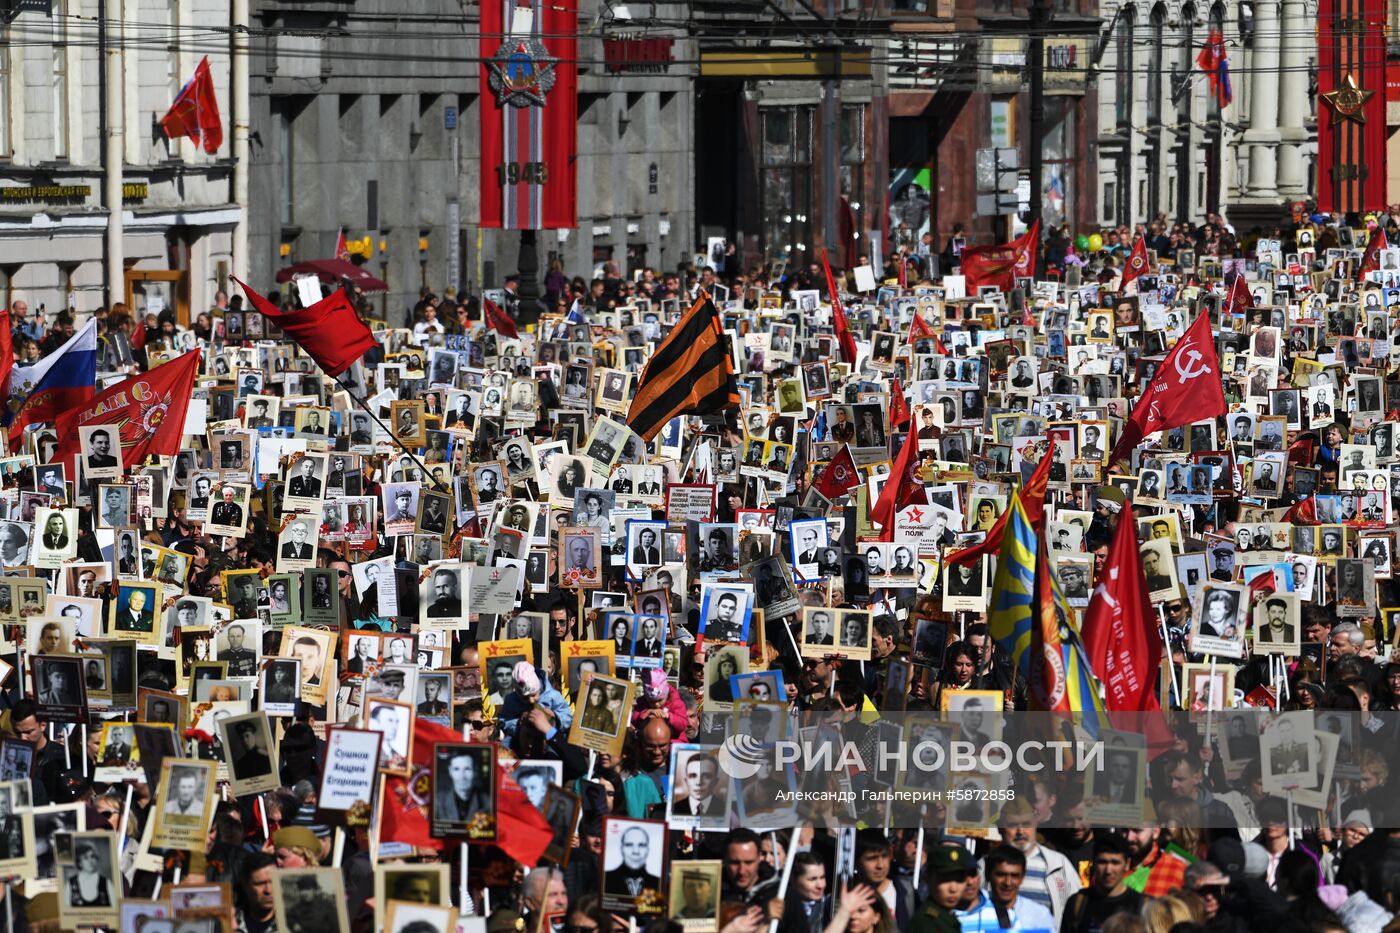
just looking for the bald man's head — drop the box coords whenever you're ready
[639,715,674,768]
[641,717,673,745]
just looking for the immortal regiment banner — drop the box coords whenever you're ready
[2,212,1400,931]
[479,0,579,229]
[1316,0,1388,212]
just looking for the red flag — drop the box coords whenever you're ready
[494,768,554,868]
[335,228,350,262]
[1013,220,1040,280]
[1121,235,1150,290]
[1359,227,1387,280]
[378,718,464,852]
[1287,435,1317,466]
[0,311,13,401]
[160,56,222,155]
[1224,274,1254,317]
[960,221,1039,292]
[821,249,858,366]
[1108,313,1226,464]
[130,316,148,351]
[888,377,911,429]
[947,448,1053,566]
[811,444,861,500]
[234,277,378,378]
[1080,507,1165,713]
[909,312,935,343]
[49,349,200,468]
[870,431,927,542]
[909,312,951,355]
[1248,572,1277,598]
[483,297,519,339]
[1282,495,1319,526]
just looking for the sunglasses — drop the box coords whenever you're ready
[1195,884,1225,898]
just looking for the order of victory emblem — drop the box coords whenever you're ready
[487,36,558,108]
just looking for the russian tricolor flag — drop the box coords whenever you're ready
[5,319,98,443]
[1196,31,1232,108]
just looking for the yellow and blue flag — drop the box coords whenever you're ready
[989,491,1108,727]
[987,490,1037,671]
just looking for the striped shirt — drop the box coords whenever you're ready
[1019,847,1054,914]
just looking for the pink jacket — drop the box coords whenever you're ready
[630,688,688,738]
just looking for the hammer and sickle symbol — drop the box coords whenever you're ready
[1175,348,1208,384]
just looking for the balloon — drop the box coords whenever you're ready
[1087,233,1104,252]
[1074,234,1089,251]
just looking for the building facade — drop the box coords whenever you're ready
[246,0,694,321]
[690,0,887,275]
[0,0,245,321]
[1095,0,1317,231]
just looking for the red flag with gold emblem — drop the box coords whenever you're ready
[870,432,927,542]
[960,221,1039,292]
[1224,273,1254,317]
[1121,235,1150,290]
[811,445,861,500]
[888,377,911,429]
[49,349,200,469]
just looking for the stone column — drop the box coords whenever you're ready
[1243,0,1282,199]
[1275,0,1310,197]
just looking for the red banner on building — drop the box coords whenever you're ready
[1316,0,1387,212]
[479,0,578,229]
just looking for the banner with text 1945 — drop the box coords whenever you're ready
[479,0,578,230]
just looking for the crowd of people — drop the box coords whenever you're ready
[0,205,1396,933]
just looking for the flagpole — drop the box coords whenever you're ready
[1157,605,1179,710]
[329,371,449,494]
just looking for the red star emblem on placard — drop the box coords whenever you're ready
[906,507,924,523]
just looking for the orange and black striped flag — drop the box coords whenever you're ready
[626,293,739,442]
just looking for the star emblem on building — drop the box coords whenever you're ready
[486,36,558,108]
[1322,73,1373,123]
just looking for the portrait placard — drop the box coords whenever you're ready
[315,727,382,827]
[152,759,216,851]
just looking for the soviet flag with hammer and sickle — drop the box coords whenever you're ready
[1109,312,1227,464]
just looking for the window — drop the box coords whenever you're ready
[52,0,68,159]
[1115,6,1136,134]
[1145,5,1165,211]
[0,26,9,157]
[1103,181,1117,221]
[1177,3,1196,218]
[839,104,866,261]
[168,0,181,116]
[760,106,813,263]
[1042,98,1076,228]
[279,106,293,225]
[1147,6,1164,126]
